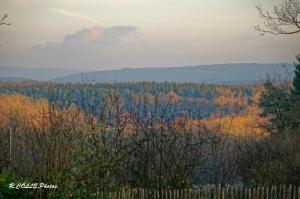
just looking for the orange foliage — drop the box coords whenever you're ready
[133,92,155,104]
[0,94,49,128]
[199,105,268,136]
[0,87,268,137]
[191,86,268,136]
[161,91,181,103]
[213,87,248,107]
[0,94,89,131]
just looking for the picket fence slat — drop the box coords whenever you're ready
[96,186,300,199]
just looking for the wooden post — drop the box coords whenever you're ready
[212,187,216,199]
[9,127,12,168]
[170,189,176,199]
[283,185,286,199]
[289,185,292,199]
[253,188,257,199]
[240,187,243,199]
[221,187,225,199]
[293,186,296,199]
[249,188,252,199]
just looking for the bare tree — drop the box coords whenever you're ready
[255,0,300,35]
[0,13,11,26]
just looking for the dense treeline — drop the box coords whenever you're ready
[0,82,255,119]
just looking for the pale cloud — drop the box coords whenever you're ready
[34,25,139,49]
[50,7,99,23]
[27,25,142,68]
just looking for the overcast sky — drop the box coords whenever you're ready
[0,0,299,70]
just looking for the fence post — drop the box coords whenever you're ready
[293,186,296,199]
[225,187,228,199]
[213,187,217,199]
[239,187,242,199]
[289,185,292,199]
[128,189,131,199]
[9,127,13,169]
[203,188,207,199]
[173,189,176,199]
[111,191,114,199]
[186,189,188,199]
[221,187,225,199]
[284,185,287,199]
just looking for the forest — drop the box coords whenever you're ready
[0,56,299,198]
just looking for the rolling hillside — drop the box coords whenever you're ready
[53,63,293,84]
[0,63,293,84]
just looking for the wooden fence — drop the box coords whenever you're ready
[96,185,300,199]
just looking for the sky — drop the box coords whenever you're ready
[0,0,299,70]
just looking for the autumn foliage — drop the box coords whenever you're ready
[1,82,294,198]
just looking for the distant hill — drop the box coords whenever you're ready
[52,63,294,84]
[0,77,36,83]
[0,64,293,84]
[0,66,87,81]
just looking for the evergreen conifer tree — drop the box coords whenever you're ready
[291,55,300,129]
[292,55,300,96]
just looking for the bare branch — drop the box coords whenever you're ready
[0,13,12,26]
[255,0,300,35]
